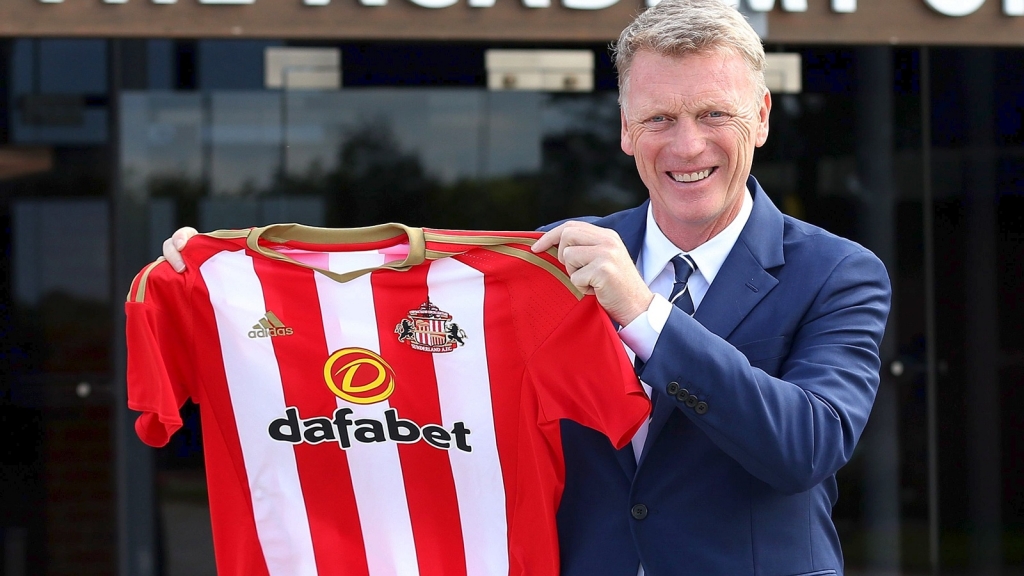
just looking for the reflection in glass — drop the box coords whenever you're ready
[121,89,644,234]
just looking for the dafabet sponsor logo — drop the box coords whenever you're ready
[267,347,472,453]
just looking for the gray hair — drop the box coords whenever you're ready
[614,0,767,107]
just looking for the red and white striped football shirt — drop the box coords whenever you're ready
[125,224,649,576]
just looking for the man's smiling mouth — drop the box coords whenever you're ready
[669,168,714,183]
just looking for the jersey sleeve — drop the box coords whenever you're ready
[125,259,195,447]
[528,296,650,449]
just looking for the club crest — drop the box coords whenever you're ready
[395,300,467,353]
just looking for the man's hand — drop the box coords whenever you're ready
[162,227,199,273]
[532,221,654,326]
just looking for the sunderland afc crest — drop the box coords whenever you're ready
[395,300,467,353]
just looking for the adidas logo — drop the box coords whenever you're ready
[248,311,294,339]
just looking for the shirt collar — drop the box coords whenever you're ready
[640,188,754,285]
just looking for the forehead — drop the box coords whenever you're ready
[624,50,754,111]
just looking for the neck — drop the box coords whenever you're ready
[655,200,744,253]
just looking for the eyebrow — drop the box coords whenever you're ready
[631,96,739,119]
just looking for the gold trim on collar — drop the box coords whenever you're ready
[206,229,249,240]
[423,231,539,247]
[216,224,573,294]
[245,223,426,284]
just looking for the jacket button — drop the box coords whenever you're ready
[675,388,690,402]
[667,381,680,395]
[685,396,699,408]
[631,504,648,520]
[695,402,708,415]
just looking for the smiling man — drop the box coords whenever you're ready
[531,0,891,574]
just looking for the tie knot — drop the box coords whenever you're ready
[671,254,696,285]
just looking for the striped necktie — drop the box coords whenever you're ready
[668,254,697,315]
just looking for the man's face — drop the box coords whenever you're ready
[620,50,771,248]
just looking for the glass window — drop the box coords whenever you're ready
[108,41,1024,575]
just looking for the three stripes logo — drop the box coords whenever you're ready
[248,311,294,339]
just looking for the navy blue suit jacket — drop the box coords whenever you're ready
[553,177,891,575]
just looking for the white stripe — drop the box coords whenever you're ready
[201,250,318,576]
[668,285,690,305]
[427,259,509,576]
[314,254,421,576]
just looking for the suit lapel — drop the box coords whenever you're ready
[693,242,778,337]
[693,179,785,339]
[602,202,647,334]
[600,199,648,282]
[613,440,639,477]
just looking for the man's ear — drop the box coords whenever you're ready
[755,90,772,147]
[620,108,635,156]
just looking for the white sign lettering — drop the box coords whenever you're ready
[730,0,808,10]
[657,0,1020,12]
[406,0,458,8]
[42,0,1024,15]
[924,0,985,15]
[563,0,619,9]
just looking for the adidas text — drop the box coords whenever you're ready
[248,327,294,339]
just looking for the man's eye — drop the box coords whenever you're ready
[648,115,667,123]
[707,111,726,119]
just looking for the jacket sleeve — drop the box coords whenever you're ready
[640,247,891,494]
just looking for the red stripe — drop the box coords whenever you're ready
[189,273,272,576]
[477,265,525,573]
[371,265,468,576]
[254,257,371,576]
[453,252,564,575]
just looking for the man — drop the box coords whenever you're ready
[163,0,890,572]
[528,1,890,574]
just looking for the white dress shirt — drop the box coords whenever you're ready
[620,191,753,576]
[619,190,754,364]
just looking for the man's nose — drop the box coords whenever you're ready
[667,121,706,158]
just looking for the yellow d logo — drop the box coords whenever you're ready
[323,348,396,405]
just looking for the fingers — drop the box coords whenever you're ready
[532,221,608,257]
[566,258,601,296]
[532,222,619,269]
[533,222,604,281]
[531,223,569,254]
[560,243,602,278]
[172,226,199,246]
[162,226,198,273]
[531,221,652,324]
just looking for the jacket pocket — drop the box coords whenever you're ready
[785,570,837,576]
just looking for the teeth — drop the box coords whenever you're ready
[671,169,711,183]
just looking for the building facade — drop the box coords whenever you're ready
[0,0,1022,574]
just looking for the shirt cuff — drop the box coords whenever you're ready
[618,294,673,363]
